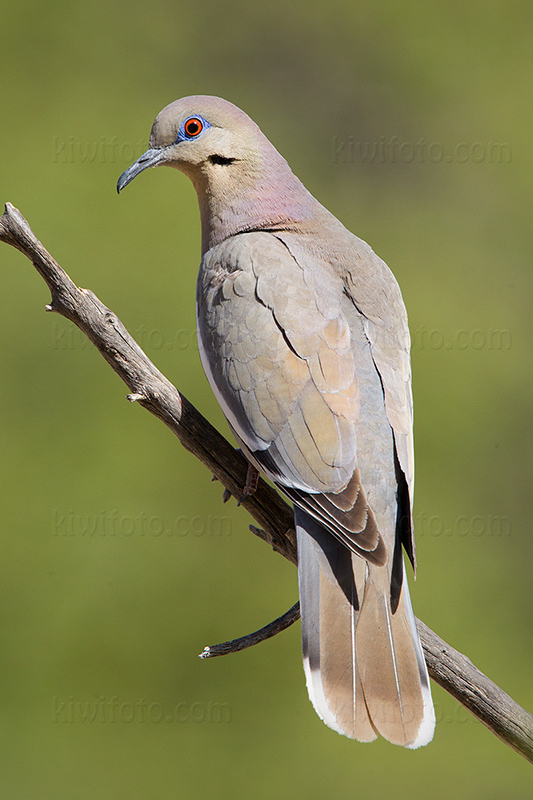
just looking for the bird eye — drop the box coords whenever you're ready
[183,117,204,138]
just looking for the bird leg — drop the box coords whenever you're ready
[221,451,260,504]
[237,461,260,505]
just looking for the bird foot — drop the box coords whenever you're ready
[222,488,232,504]
[219,451,259,505]
[237,462,260,505]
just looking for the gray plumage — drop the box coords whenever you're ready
[118,95,435,747]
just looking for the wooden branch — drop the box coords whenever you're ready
[1,202,532,763]
[0,202,296,567]
[199,602,301,658]
[417,620,533,762]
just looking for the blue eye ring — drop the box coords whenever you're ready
[178,115,211,141]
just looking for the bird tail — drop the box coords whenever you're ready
[296,508,435,748]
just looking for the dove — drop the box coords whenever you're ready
[117,95,435,748]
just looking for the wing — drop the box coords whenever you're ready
[270,228,416,568]
[196,230,398,564]
[344,239,416,568]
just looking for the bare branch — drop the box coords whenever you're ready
[2,202,532,763]
[0,202,297,568]
[417,620,533,762]
[198,599,533,763]
[199,602,301,658]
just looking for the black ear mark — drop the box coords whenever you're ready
[209,154,236,166]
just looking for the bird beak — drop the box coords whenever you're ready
[117,147,167,193]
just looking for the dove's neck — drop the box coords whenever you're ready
[188,148,325,255]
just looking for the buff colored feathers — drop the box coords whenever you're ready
[118,96,435,748]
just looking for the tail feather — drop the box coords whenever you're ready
[296,508,434,748]
[297,515,377,741]
[397,569,436,748]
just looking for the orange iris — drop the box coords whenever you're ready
[184,117,203,137]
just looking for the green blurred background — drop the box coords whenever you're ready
[1,1,532,797]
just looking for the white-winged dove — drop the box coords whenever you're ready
[118,96,435,748]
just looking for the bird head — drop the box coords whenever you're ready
[117,95,318,252]
[118,95,281,192]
